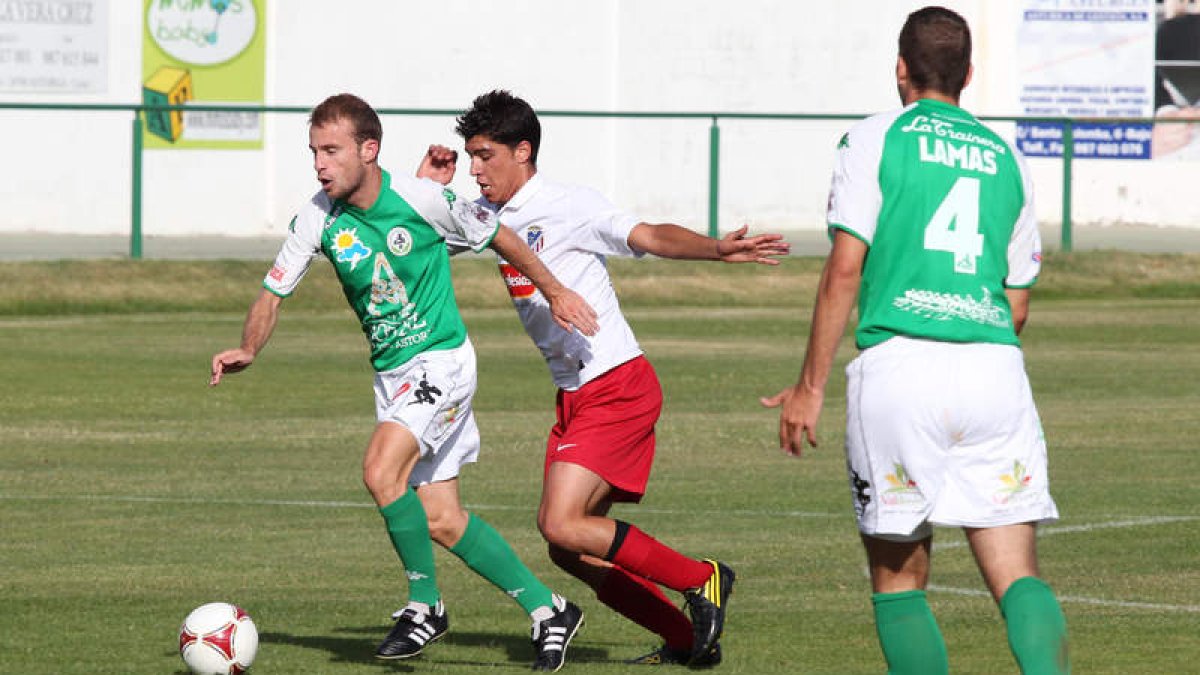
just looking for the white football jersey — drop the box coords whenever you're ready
[481,174,644,391]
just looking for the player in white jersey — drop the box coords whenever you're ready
[761,8,1069,674]
[418,90,790,666]
[209,94,598,671]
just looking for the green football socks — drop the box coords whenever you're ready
[872,589,949,675]
[1001,576,1070,675]
[379,489,440,606]
[450,512,555,616]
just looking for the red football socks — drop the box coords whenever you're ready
[609,523,712,592]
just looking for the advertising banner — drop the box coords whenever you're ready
[141,0,266,149]
[1014,1,1155,160]
[0,0,108,93]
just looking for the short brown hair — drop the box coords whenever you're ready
[898,7,972,98]
[309,93,382,145]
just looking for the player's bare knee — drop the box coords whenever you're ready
[537,514,577,550]
[361,463,402,504]
[361,464,384,494]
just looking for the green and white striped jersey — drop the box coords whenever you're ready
[264,170,499,372]
[827,98,1041,349]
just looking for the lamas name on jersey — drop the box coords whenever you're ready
[918,135,998,175]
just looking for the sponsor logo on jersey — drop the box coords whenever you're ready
[837,132,850,149]
[442,188,457,207]
[268,265,286,282]
[893,286,1008,328]
[526,225,545,253]
[287,215,297,233]
[332,228,372,270]
[499,262,536,299]
[901,114,1008,156]
[387,227,413,256]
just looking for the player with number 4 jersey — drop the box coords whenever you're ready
[828,97,1041,349]
[763,8,1068,675]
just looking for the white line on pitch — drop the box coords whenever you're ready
[932,515,1198,551]
[0,493,841,519]
[927,584,1200,614]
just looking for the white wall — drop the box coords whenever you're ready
[1,0,1195,241]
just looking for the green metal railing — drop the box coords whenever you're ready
[3,102,1101,258]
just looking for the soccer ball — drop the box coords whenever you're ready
[178,602,259,675]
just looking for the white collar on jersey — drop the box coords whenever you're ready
[495,172,545,213]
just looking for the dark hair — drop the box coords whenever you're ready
[309,93,382,145]
[455,90,541,164]
[898,7,972,98]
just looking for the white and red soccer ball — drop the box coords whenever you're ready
[179,602,259,675]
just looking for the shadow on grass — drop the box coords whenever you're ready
[260,627,610,670]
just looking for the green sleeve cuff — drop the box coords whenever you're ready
[1005,277,1038,290]
[261,282,292,299]
[472,223,500,253]
[828,223,870,246]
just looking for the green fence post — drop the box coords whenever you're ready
[708,117,720,238]
[1061,119,1073,253]
[130,111,144,260]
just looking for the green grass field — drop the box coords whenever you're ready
[1,254,1197,674]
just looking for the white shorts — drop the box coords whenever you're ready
[845,336,1059,542]
[373,338,481,487]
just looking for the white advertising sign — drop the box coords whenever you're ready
[1014,0,1155,160]
[0,0,108,93]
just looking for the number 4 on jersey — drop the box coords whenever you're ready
[924,176,982,275]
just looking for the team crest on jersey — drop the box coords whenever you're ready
[442,188,457,207]
[525,226,544,252]
[387,227,414,256]
[332,228,372,270]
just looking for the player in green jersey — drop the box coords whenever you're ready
[762,8,1069,674]
[210,93,596,671]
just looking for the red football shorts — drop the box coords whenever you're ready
[544,355,662,502]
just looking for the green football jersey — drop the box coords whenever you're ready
[263,170,499,372]
[827,99,1042,349]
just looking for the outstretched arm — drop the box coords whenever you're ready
[760,230,865,456]
[489,226,599,336]
[210,289,284,386]
[416,144,458,185]
[626,222,790,264]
